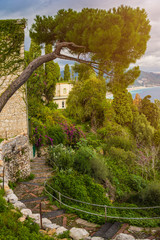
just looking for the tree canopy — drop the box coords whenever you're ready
[0,6,151,112]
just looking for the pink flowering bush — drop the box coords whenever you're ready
[59,121,85,147]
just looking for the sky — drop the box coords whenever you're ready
[1,0,160,73]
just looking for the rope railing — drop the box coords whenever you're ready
[44,181,160,220]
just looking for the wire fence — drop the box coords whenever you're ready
[44,181,160,220]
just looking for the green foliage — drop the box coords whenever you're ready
[0,194,7,212]
[72,63,92,81]
[8,181,17,190]
[140,95,160,128]
[47,144,74,170]
[47,170,110,206]
[57,230,70,239]
[0,19,26,76]
[154,129,160,146]
[0,191,52,239]
[131,108,154,145]
[139,182,160,206]
[46,124,66,145]
[113,89,133,125]
[0,138,4,143]
[67,73,107,129]
[64,64,70,81]
[44,44,60,103]
[74,145,108,182]
[105,135,135,151]
[17,173,35,182]
[98,123,127,139]
[30,7,150,91]
[128,174,147,192]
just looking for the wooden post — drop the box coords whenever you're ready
[59,192,61,207]
[40,201,43,229]
[3,167,5,190]
[105,206,107,222]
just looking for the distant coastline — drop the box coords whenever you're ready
[106,85,160,99]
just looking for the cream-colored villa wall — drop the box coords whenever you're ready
[53,82,73,109]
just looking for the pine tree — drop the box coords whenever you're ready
[64,64,70,81]
[44,44,60,104]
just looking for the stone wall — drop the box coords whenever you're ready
[0,24,28,138]
[0,134,30,182]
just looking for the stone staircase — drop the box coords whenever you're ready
[13,157,99,233]
[10,156,160,239]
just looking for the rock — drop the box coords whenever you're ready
[40,218,53,229]
[5,188,13,195]
[0,183,9,191]
[48,228,56,236]
[70,227,89,240]
[13,201,26,210]
[30,213,40,221]
[114,234,135,240]
[21,208,32,217]
[18,216,26,222]
[128,226,143,232]
[56,226,68,235]
[91,237,104,240]
[7,193,18,203]
[46,223,60,230]
[85,237,92,240]
[0,160,3,166]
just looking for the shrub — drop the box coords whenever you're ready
[128,174,147,192]
[154,129,160,146]
[139,182,160,206]
[46,124,66,145]
[131,110,154,145]
[60,122,85,147]
[47,144,74,170]
[73,146,108,182]
[47,170,110,206]
[105,135,135,151]
[97,122,127,139]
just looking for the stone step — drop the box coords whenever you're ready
[93,222,113,237]
[42,209,65,219]
[32,169,53,174]
[30,162,47,166]
[76,218,98,228]
[104,222,121,239]
[21,196,47,203]
[19,182,42,186]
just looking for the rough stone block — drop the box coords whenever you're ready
[56,227,68,235]
[69,227,89,240]
[114,233,135,240]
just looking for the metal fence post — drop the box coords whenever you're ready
[40,201,43,229]
[105,206,107,222]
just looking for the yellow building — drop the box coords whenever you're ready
[53,82,73,109]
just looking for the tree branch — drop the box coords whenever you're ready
[0,41,111,113]
[58,53,113,76]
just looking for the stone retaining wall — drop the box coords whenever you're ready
[0,134,30,182]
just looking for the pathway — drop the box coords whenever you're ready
[14,156,159,239]
[14,156,99,233]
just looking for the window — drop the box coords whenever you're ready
[62,101,65,108]
[63,88,67,94]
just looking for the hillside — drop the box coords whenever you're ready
[134,70,160,86]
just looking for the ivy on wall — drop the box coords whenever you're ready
[0,19,26,77]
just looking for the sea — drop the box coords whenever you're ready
[106,86,160,102]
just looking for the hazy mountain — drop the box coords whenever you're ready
[134,71,160,86]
